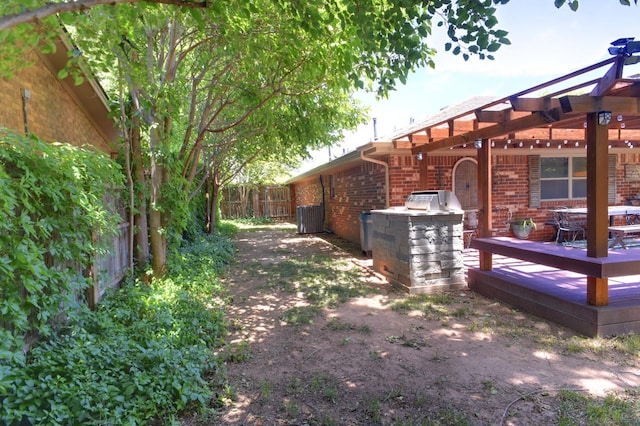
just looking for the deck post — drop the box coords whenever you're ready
[585,111,609,259]
[587,276,608,306]
[478,138,493,271]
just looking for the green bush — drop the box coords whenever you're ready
[1,231,233,425]
[0,129,123,363]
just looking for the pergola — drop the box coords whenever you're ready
[393,39,640,309]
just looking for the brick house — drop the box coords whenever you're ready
[0,34,118,154]
[288,62,640,248]
[288,142,419,244]
[1,31,126,306]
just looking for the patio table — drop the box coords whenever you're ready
[548,206,640,243]
[549,206,640,225]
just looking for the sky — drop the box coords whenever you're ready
[296,0,640,173]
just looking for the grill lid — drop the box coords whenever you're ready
[405,190,462,211]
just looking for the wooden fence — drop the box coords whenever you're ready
[90,221,130,307]
[221,185,291,219]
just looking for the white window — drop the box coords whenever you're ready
[540,156,587,200]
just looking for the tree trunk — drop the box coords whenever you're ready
[130,113,150,267]
[206,177,212,233]
[208,173,220,234]
[149,125,167,276]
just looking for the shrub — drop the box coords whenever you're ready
[0,232,233,425]
[0,129,123,363]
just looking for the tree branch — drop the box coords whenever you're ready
[0,0,208,31]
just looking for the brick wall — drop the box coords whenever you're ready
[0,50,111,153]
[389,155,421,206]
[291,149,640,244]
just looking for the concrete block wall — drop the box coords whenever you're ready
[372,211,466,294]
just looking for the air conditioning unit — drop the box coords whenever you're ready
[296,205,323,234]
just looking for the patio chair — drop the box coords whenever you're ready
[626,212,640,225]
[492,206,512,235]
[463,210,478,248]
[555,209,586,244]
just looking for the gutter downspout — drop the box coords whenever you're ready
[360,149,389,208]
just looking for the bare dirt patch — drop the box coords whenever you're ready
[194,225,640,425]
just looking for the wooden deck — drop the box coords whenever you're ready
[464,241,640,337]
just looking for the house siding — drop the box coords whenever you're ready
[0,50,112,154]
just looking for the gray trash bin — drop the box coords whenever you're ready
[359,212,373,255]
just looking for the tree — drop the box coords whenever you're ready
[7,0,635,276]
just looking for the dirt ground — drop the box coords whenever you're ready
[197,224,640,425]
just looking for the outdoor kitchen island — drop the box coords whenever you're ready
[371,190,466,294]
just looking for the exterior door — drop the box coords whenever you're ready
[454,158,478,210]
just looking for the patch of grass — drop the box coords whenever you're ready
[608,333,640,356]
[222,340,252,363]
[429,407,471,425]
[557,389,640,425]
[325,317,371,334]
[259,380,273,400]
[243,254,374,307]
[318,412,338,425]
[280,305,324,327]
[363,396,381,423]
[390,293,455,319]
[282,400,299,417]
[222,218,296,232]
[563,338,587,354]
[309,372,341,402]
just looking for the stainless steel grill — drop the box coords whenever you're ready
[404,190,462,211]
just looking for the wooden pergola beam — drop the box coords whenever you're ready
[412,108,574,154]
[560,95,640,114]
[510,97,561,112]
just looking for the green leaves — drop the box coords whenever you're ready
[1,231,231,424]
[0,129,123,362]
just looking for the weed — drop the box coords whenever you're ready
[482,380,498,395]
[326,317,353,331]
[259,380,272,400]
[363,396,381,423]
[282,400,299,417]
[318,412,337,425]
[215,384,237,407]
[287,377,303,394]
[223,340,252,363]
[358,324,372,334]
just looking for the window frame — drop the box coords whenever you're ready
[539,155,587,201]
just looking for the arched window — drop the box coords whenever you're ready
[453,158,478,210]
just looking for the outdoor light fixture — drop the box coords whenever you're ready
[608,37,640,56]
[416,152,423,161]
[474,138,482,149]
[598,111,612,126]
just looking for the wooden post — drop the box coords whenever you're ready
[478,138,493,271]
[585,112,609,258]
[587,276,608,306]
[585,111,610,305]
[418,150,428,189]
